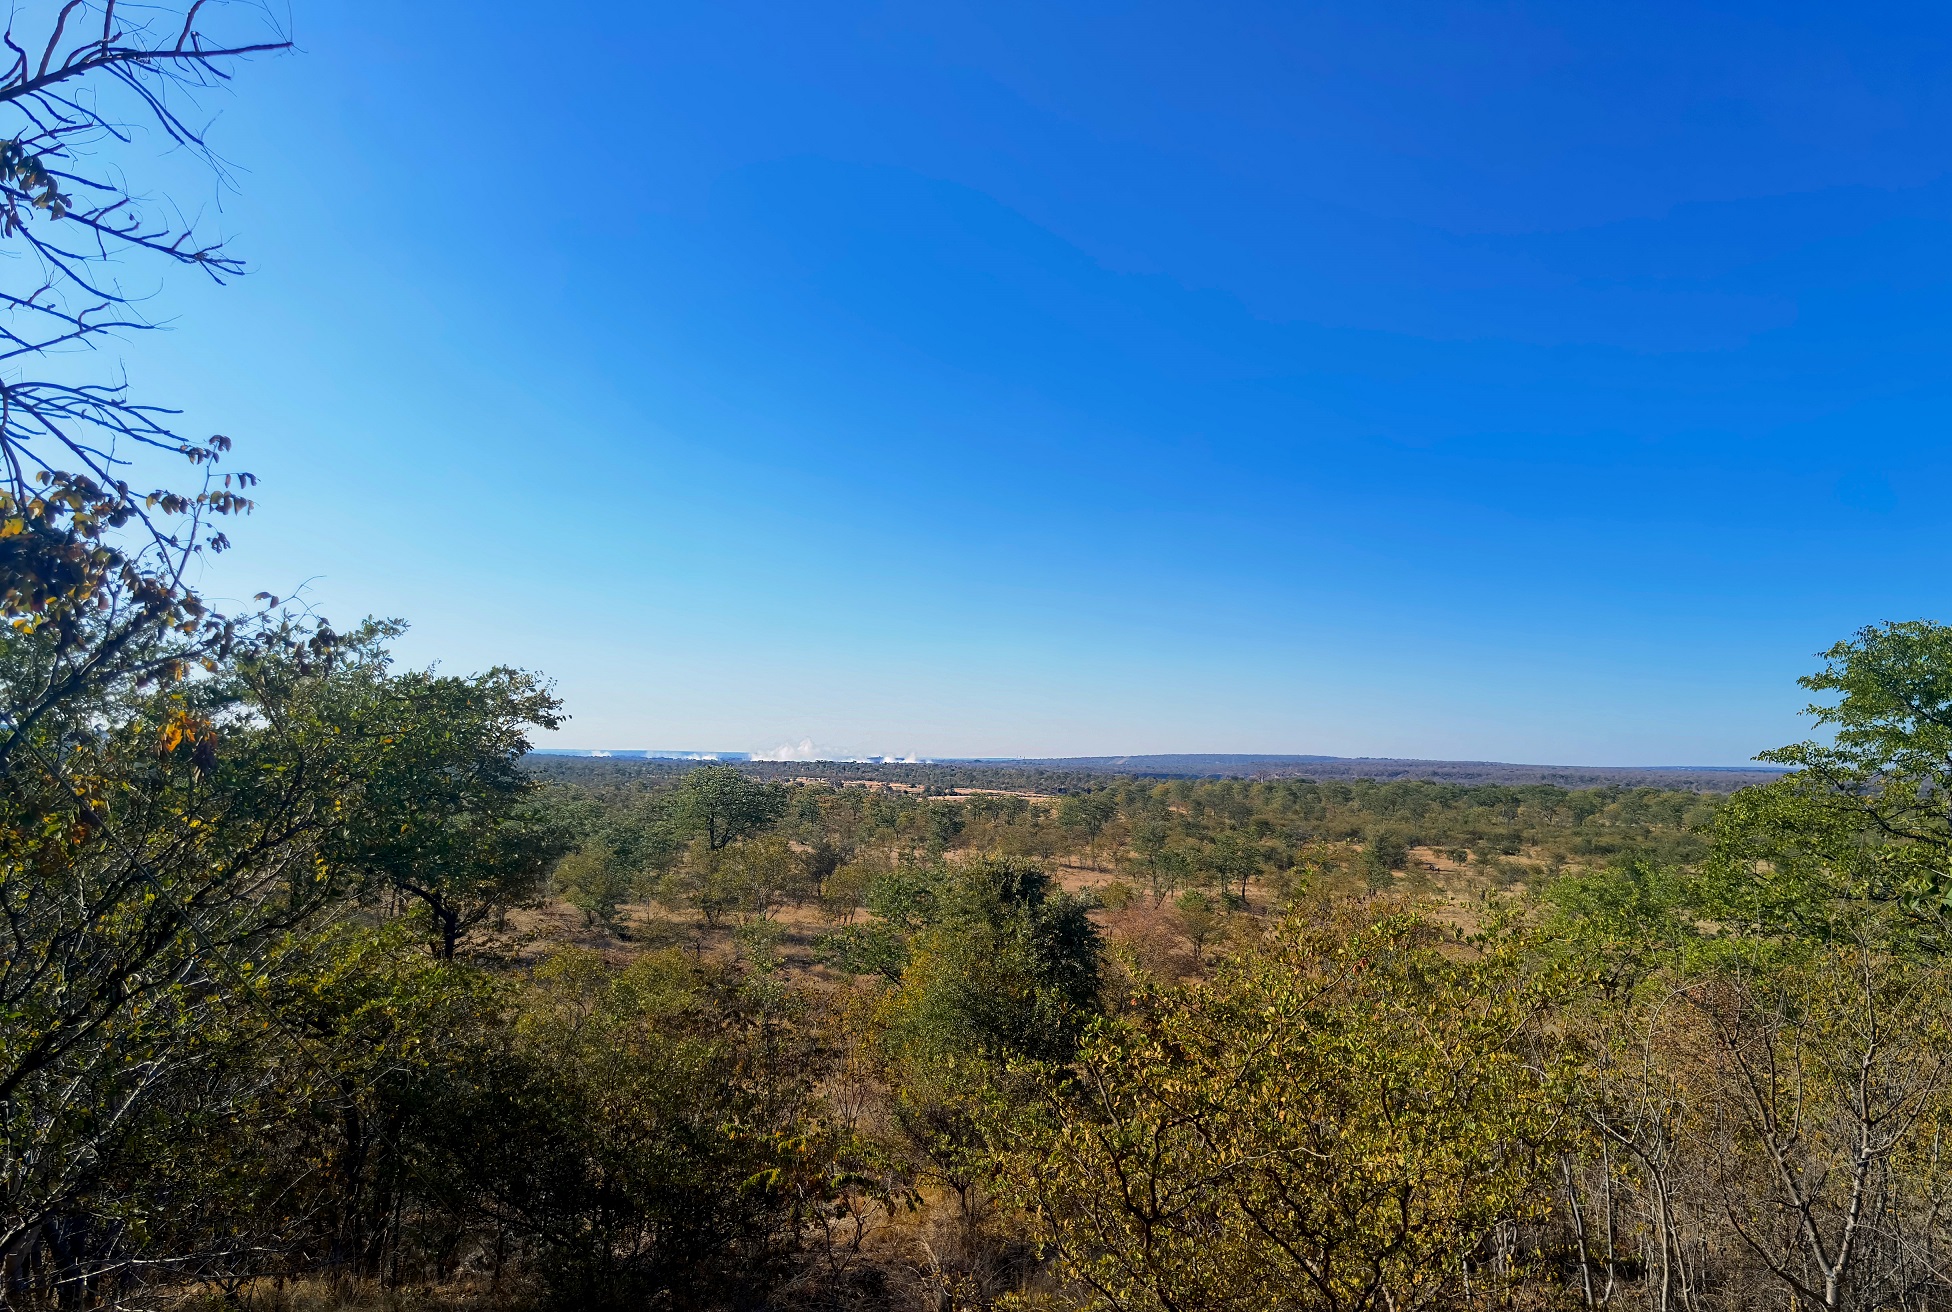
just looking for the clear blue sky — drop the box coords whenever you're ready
[140,0,1952,763]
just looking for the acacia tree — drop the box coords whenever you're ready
[1206,829,1263,903]
[1058,791,1117,870]
[672,764,787,851]
[325,638,569,959]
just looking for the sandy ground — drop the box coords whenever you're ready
[500,842,1544,982]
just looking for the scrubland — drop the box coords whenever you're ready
[5,14,1950,1307]
[16,641,1951,1312]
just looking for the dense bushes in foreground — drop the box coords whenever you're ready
[8,609,1952,1309]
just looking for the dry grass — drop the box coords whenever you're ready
[495,839,1549,987]
[166,1278,527,1312]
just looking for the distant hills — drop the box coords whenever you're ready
[976,754,1786,791]
[532,749,1785,792]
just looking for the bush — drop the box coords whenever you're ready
[553,846,638,929]
[1097,880,1137,911]
[986,901,1574,1311]
[815,921,910,980]
[434,949,841,1311]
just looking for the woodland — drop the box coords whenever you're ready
[5,6,1952,1312]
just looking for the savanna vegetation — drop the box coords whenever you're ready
[4,6,1952,1311]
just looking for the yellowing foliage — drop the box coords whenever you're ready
[987,900,1576,1312]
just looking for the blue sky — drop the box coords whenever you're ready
[129,0,1952,762]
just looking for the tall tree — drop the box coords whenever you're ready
[1058,791,1118,869]
[321,634,568,958]
[1710,620,1952,938]
[672,764,787,851]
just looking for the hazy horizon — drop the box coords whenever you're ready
[528,745,1784,771]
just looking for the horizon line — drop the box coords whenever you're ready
[529,748,1787,772]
